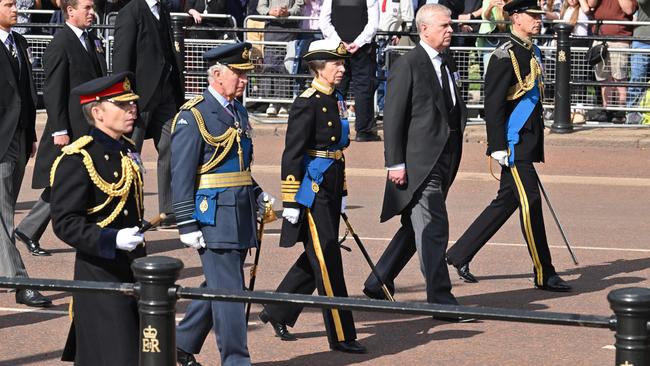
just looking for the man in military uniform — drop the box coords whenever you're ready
[258,39,366,354]
[445,0,571,292]
[172,42,271,366]
[50,72,146,365]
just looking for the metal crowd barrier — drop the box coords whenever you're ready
[15,14,650,127]
[1,255,649,366]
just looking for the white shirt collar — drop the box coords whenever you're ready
[208,85,231,108]
[66,22,86,39]
[0,29,12,45]
[419,40,441,61]
[145,0,159,11]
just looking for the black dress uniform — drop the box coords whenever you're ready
[261,40,365,353]
[446,0,570,291]
[50,73,146,365]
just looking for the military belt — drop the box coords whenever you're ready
[306,149,344,160]
[196,171,252,189]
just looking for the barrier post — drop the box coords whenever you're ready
[551,23,573,133]
[132,256,184,366]
[608,287,650,366]
[171,14,186,87]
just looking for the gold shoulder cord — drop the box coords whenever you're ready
[50,136,144,228]
[507,49,544,101]
[171,95,246,174]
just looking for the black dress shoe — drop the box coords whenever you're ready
[14,230,51,256]
[330,340,367,354]
[177,348,202,366]
[362,287,391,300]
[259,310,297,341]
[455,263,478,283]
[536,275,572,292]
[15,289,52,307]
[355,131,382,142]
[432,315,477,323]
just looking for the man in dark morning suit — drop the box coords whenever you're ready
[0,0,52,308]
[363,4,470,319]
[445,0,571,292]
[51,72,146,365]
[172,43,272,366]
[113,0,184,225]
[15,0,107,257]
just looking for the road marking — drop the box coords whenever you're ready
[602,345,615,350]
[263,233,650,253]
[26,162,650,187]
[0,306,67,315]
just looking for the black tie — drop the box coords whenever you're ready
[83,31,102,75]
[440,58,455,111]
[82,31,93,53]
[227,103,239,123]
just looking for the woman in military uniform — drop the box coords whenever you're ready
[50,72,146,365]
[258,39,366,354]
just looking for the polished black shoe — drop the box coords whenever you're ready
[14,230,51,256]
[259,310,297,341]
[177,348,202,366]
[355,131,382,142]
[455,263,478,283]
[362,287,391,300]
[432,315,477,323]
[330,340,367,354]
[15,289,52,307]
[536,275,572,292]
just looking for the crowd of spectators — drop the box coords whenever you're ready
[14,0,650,124]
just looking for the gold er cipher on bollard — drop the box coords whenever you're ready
[246,197,278,324]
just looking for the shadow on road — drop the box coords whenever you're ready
[253,315,481,365]
[0,350,64,366]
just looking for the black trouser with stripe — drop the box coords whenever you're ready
[264,163,357,345]
[446,161,557,286]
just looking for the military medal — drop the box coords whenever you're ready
[337,99,348,119]
[127,150,146,173]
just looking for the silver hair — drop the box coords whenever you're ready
[207,63,228,82]
[415,4,452,33]
[82,101,100,126]
[307,60,328,77]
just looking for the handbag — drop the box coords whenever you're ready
[586,20,608,67]
[586,42,608,67]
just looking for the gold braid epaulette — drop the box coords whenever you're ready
[171,96,245,174]
[49,135,143,228]
[507,49,544,101]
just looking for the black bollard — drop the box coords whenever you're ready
[608,287,650,366]
[551,23,574,133]
[171,14,186,89]
[132,256,184,366]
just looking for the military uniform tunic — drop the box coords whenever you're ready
[263,79,358,346]
[171,87,261,366]
[50,128,145,366]
[446,33,559,287]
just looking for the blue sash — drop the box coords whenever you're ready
[294,92,350,208]
[505,46,542,166]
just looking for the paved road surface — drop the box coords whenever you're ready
[1,117,649,365]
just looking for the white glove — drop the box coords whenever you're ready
[180,231,206,249]
[340,196,347,214]
[490,150,509,167]
[116,226,144,251]
[257,192,276,219]
[282,208,300,224]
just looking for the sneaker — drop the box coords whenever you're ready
[611,111,626,124]
[626,112,642,125]
[266,104,277,116]
[278,106,288,115]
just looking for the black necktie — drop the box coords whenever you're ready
[6,33,19,75]
[83,31,102,75]
[440,58,455,111]
[82,31,93,53]
[227,103,239,123]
